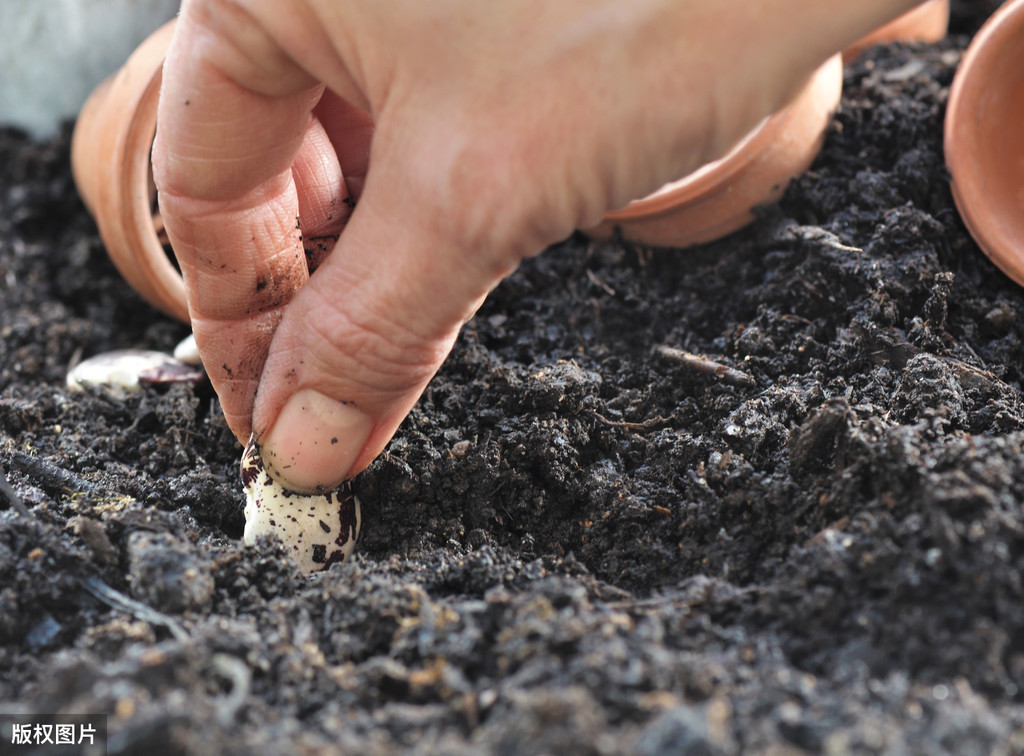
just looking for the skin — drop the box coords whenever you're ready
[152,0,922,493]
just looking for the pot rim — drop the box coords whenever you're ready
[72,20,189,323]
[602,114,779,222]
[602,55,837,223]
[945,0,1024,285]
[844,0,949,61]
[123,64,190,321]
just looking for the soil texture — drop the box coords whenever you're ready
[2,3,1023,753]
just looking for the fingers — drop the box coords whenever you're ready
[295,94,372,270]
[314,90,374,202]
[252,141,508,491]
[153,3,329,442]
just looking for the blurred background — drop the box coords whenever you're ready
[0,0,178,138]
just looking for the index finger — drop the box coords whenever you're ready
[152,2,326,441]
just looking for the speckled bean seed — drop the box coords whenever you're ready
[240,435,361,573]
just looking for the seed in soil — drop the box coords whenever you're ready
[66,350,205,396]
[173,333,202,365]
[240,435,361,573]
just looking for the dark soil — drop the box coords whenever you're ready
[2,3,1022,753]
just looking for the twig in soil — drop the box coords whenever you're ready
[604,584,766,612]
[591,412,674,432]
[585,268,616,296]
[6,450,108,499]
[653,345,756,388]
[82,576,188,643]
[776,223,864,253]
[0,464,32,518]
[210,654,252,725]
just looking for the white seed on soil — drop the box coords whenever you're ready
[66,349,204,396]
[241,435,361,573]
[173,333,202,365]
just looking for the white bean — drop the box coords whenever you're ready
[240,435,361,573]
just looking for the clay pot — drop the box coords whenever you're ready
[844,0,950,61]
[71,20,189,322]
[945,0,1024,287]
[584,54,842,249]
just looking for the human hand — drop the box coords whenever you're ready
[152,0,920,492]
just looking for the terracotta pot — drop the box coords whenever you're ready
[584,54,842,249]
[844,0,950,61]
[71,20,189,323]
[945,0,1024,287]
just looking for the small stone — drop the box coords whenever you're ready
[173,333,202,365]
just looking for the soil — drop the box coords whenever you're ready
[1,3,1022,753]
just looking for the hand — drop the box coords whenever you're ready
[152,0,920,492]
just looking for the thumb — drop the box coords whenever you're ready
[251,142,525,492]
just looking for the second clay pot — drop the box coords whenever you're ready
[844,0,950,61]
[584,54,843,249]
